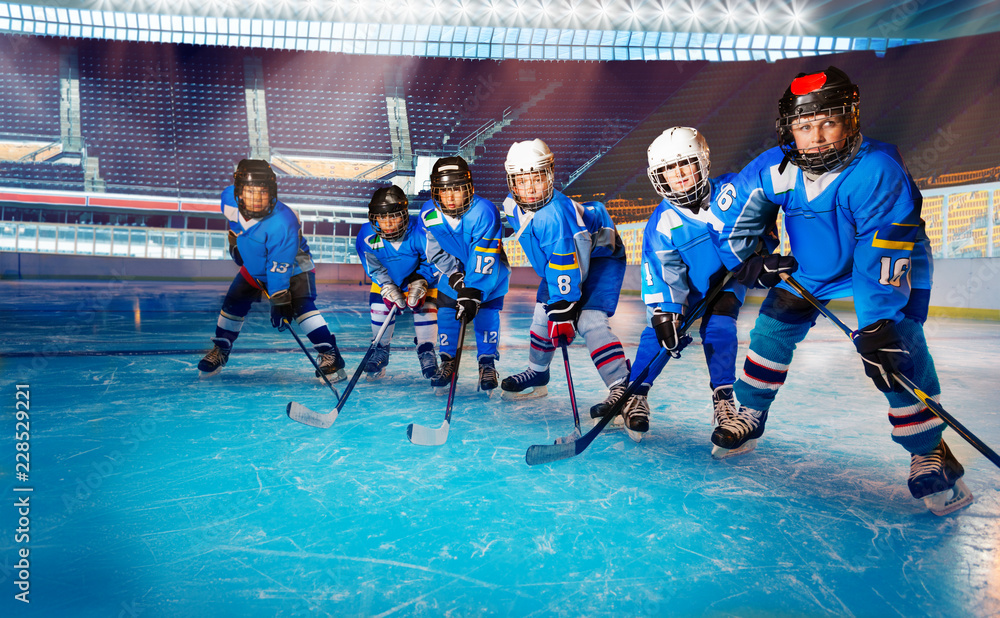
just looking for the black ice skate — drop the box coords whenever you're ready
[711,405,768,459]
[416,341,438,379]
[711,385,737,428]
[623,394,650,443]
[430,354,456,392]
[314,343,347,383]
[908,439,974,516]
[198,337,232,376]
[500,367,549,400]
[365,343,390,381]
[478,355,499,395]
[589,378,627,429]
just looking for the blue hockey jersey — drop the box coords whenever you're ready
[221,185,314,294]
[418,194,510,302]
[714,137,933,327]
[355,217,436,288]
[502,191,623,305]
[641,175,746,315]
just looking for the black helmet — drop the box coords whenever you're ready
[234,159,278,220]
[431,156,475,217]
[776,66,861,174]
[368,185,409,241]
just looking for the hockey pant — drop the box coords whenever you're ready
[436,294,504,361]
[525,302,629,387]
[368,283,437,348]
[630,292,742,395]
[214,270,338,351]
[735,287,944,455]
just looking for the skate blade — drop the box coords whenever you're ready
[592,414,625,430]
[711,438,757,460]
[482,388,497,399]
[501,385,548,401]
[626,428,644,443]
[365,368,387,382]
[198,368,222,378]
[318,369,347,383]
[924,479,974,516]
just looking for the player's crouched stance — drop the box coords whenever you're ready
[356,186,440,381]
[500,139,631,419]
[420,157,510,395]
[712,67,971,515]
[199,159,346,381]
[623,127,747,443]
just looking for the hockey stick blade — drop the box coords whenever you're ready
[525,409,619,465]
[407,420,450,446]
[287,401,338,429]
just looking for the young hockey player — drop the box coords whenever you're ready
[419,156,510,395]
[500,139,632,426]
[356,185,439,381]
[712,66,972,515]
[623,127,749,441]
[198,159,346,380]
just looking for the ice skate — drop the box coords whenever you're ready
[314,343,347,383]
[478,355,499,397]
[589,378,627,429]
[500,367,549,400]
[711,405,767,459]
[711,386,737,428]
[198,338,231,377]
[430,354,456,393]
[908,439,974,516]
[416,341,438,379]
[365,343,390,381]
[623,394,650,443]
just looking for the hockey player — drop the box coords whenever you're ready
[356,185,439,381]
[419,157,510,394]
[500,139,632,426]
[623,127,749,441]
[198,159,346,381]
[712,66,972,515]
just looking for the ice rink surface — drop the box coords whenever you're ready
[1,280,998,617]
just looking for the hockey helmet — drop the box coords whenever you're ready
[776,66,861,174]
[368,185,409,241]
[431,156,475,217]
[505,138,555,211]
[646,127,712,210]
[234,159,278,220]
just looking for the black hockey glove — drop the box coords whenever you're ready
[650,309,692,357]
[853,319,914,393]
[545,299,579,345]
[269,289,295,331]
[733,254,798,288]
[448,271,465,292]
[228,231,243,266]
[455,286,482,322]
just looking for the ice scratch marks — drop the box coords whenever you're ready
[534,532,556,555]
[471,538,498,558]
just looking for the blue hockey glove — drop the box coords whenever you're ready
[853,319,914,393]
[269,289,295,331]
[733,254,798,288]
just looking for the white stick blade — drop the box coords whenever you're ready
[287,401,338,429]
[407,421,449,446]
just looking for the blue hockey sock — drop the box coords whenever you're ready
[883,318,945,454]
[700,314,738,390]
[630,326,669,388]
[734,312,812,412]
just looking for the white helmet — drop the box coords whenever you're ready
[646,127,711,210]
[505,138,555,211]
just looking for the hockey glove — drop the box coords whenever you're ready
[733,254,798,288]
[650,309,692,357]
[269,289,295,331]
[380,283,406,310]
[853,319,914,393]
[448,271,465,292]
[406,278,429,310]
[227,230,243,266]
[545,299,579,345]
[455,286,482,322]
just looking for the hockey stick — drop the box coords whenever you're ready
[779,272,1000,470]
[552,335,583,444]
[526,269,734,465]
[407,315,468,446]
[287,305,399,429]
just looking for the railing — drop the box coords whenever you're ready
[0,221,361,264]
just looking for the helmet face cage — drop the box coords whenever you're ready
[432,180,475,217]
[234,161,277,220]
[776,104,860,174]
[647,153,711,209]
[369,207,408,241]
[507,168,554,212]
